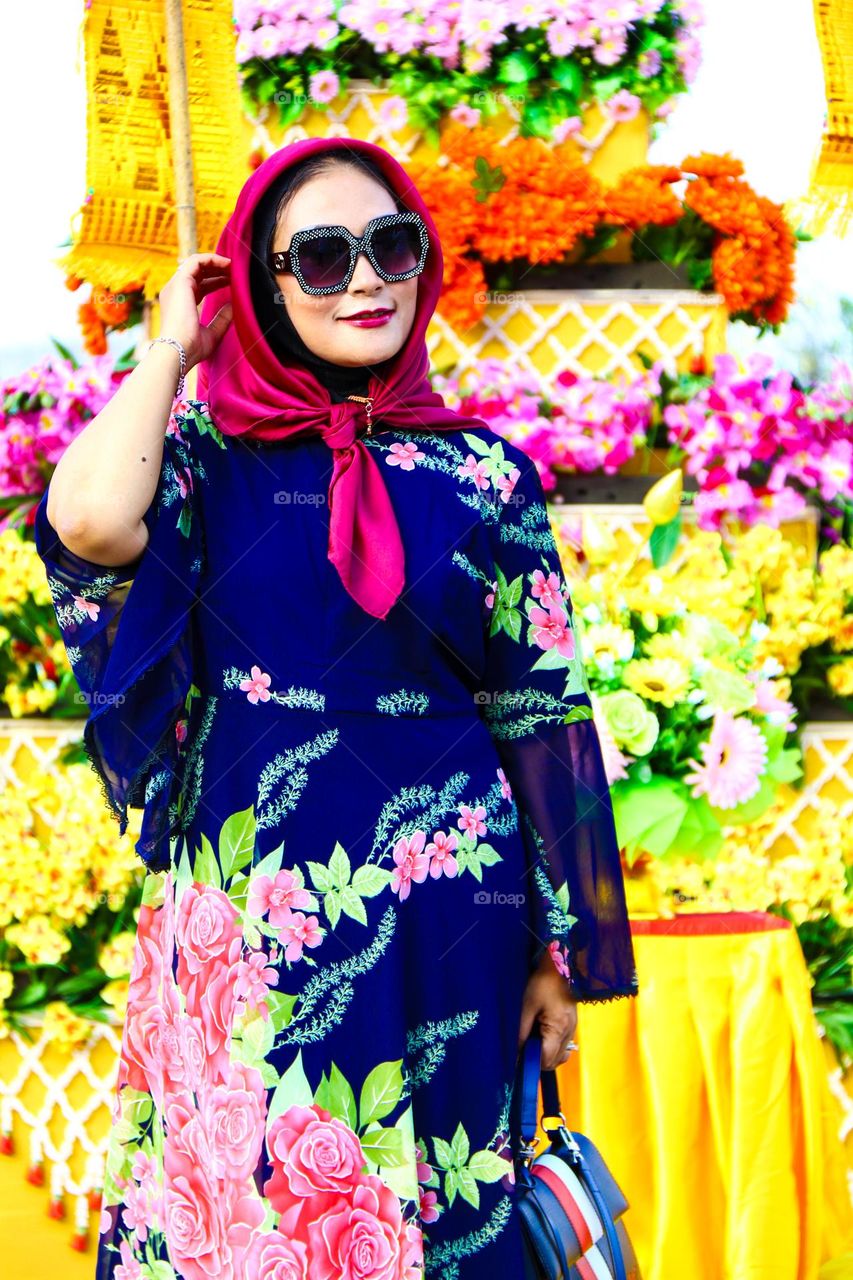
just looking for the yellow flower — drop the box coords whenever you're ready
[42,1001,95,1053]
[623,657,691,707]
[100,979,129,1020]
[828,660,853,698]
[98,932,136,979]
[581,622,635,664]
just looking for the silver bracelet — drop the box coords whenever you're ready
[148,336,187,400]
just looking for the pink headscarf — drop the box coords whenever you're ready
[196,136,489,620]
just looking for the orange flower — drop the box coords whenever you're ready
[602,165,683,230]
[64,274,83,292]
[680,152,744,181]
[77,299,107,356]
[91,284,133,327]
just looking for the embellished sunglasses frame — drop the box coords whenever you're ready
[269,211,430,296]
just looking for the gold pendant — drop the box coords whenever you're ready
[346,394,374,436]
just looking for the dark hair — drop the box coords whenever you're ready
[265,150,405,252]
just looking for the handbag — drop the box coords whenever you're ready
[510,1028,642,1280]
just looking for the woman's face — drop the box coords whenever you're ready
[271,165,419,368]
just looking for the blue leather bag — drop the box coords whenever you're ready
[511,1029,642,1280]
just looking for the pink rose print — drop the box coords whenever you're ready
[277,911,323,962]
[72,594,100,620]
[425,830,458,879]
[531,568,565,609]
[244,1230,309,1279]
[175,718,188,745]
[496,465,521,502]
[457,804,487,840]
[176,465,194,498]
[306,1175,423,1280]
[176,882,241,979]
[528,603,575,659]
[265,1104,367,1207]
[390,830,430,901]
[484,579,498,610]
[386,441,425,470]
[549,939,572,979]
[202,1062,267,1182]
[248,868,313,926]
[240,664,272,703]
[497,767,512,800]
[181,934,243,1083]
[419,1187,440,1223]
[457,454,491,490]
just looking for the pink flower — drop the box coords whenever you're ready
[457,454,491,489]
[114,1239,143,1280]
[305,1174,422,1280]
[234,948,280,1017]
[496,466,521,502]
[240,663,272,703]
[419,1187,441,1223]
[484,579,497,610]
[181,934,244,1084]
[378,95,409,130]
[553,115,584,143]
[497,767,512,800]
[530,568,565,609]
[248,868,313,926]
[120,1179,151,1242]
[457,804,487,840]
[415,1143,432,1184]
[72,594,100,620]
[386,440,425,469]
[202,1062,267,1182]
[277,911,323,962]
[426,829,459,879]
[175,718,188,744]
[528,603,575,659]
[449,102,480,127]
[602,89,641,122]
[684,711,768,808]
[390,830,430,900]
[243,1230,310,1278]
[175,882,241,978]
[265,1104,366,1208]
[308,69,340,104]
[548,939,572,979]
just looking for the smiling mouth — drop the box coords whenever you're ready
[339,308,395,320]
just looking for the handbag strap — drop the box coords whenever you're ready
[514,1029,627,1280]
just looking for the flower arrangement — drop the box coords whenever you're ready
[650,794,853,1059]
[432,352,853,547]
[235,0,704,141]
[0,762,144,1041]
[64,275,145,357]
[662,353,853,543]
[548,513,853,860]
[433,356,663,486]
[408,126,799,333]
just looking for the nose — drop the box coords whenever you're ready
[348,249,384,293]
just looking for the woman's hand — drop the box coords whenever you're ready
[518,948,578,1071]
[158,252,233,370]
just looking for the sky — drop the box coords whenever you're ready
[0,0,850,382]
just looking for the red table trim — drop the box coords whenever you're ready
[629,910,791,937]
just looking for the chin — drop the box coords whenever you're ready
[329,326,407,367]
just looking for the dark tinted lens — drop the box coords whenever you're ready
[297,233,351,288]
[372,223,422,276]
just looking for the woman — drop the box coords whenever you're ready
[35,137,638,1280]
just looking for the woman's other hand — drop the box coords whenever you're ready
[158,252,233,369]
[518,949,578,1071]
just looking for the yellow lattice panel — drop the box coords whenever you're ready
[762,724,853,858]
[426,290,729,385]
[59,0,245,297]
[244,80,651,188]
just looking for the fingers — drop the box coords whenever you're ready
[205,302,233,332]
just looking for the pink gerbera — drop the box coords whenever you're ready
[684,711,768,808]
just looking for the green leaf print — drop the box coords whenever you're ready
[351,864,392,896]
[144,1260,178,1280]
[309,844,393,927]
[450,1121,469,1166]
[329,841,351,885]
[456,1167,480,1208]
[314,1061,358,1130]
[187,402,227,448]
[340,885,368,924]
[194,831,221,888]
[467,1149,510,1182]
[219,803,257,880]
[359,1059,404,1126]
[265,989,297,1032]
[266,1048,313,1133]
[360,1124,408,1168]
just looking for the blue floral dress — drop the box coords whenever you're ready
[34,400,638,1280]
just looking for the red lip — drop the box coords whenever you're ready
[340,308,394,320]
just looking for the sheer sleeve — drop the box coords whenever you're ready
[478,451,639,1003]
[32,400,209,874]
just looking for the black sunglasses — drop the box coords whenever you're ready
[269,211,429,295]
